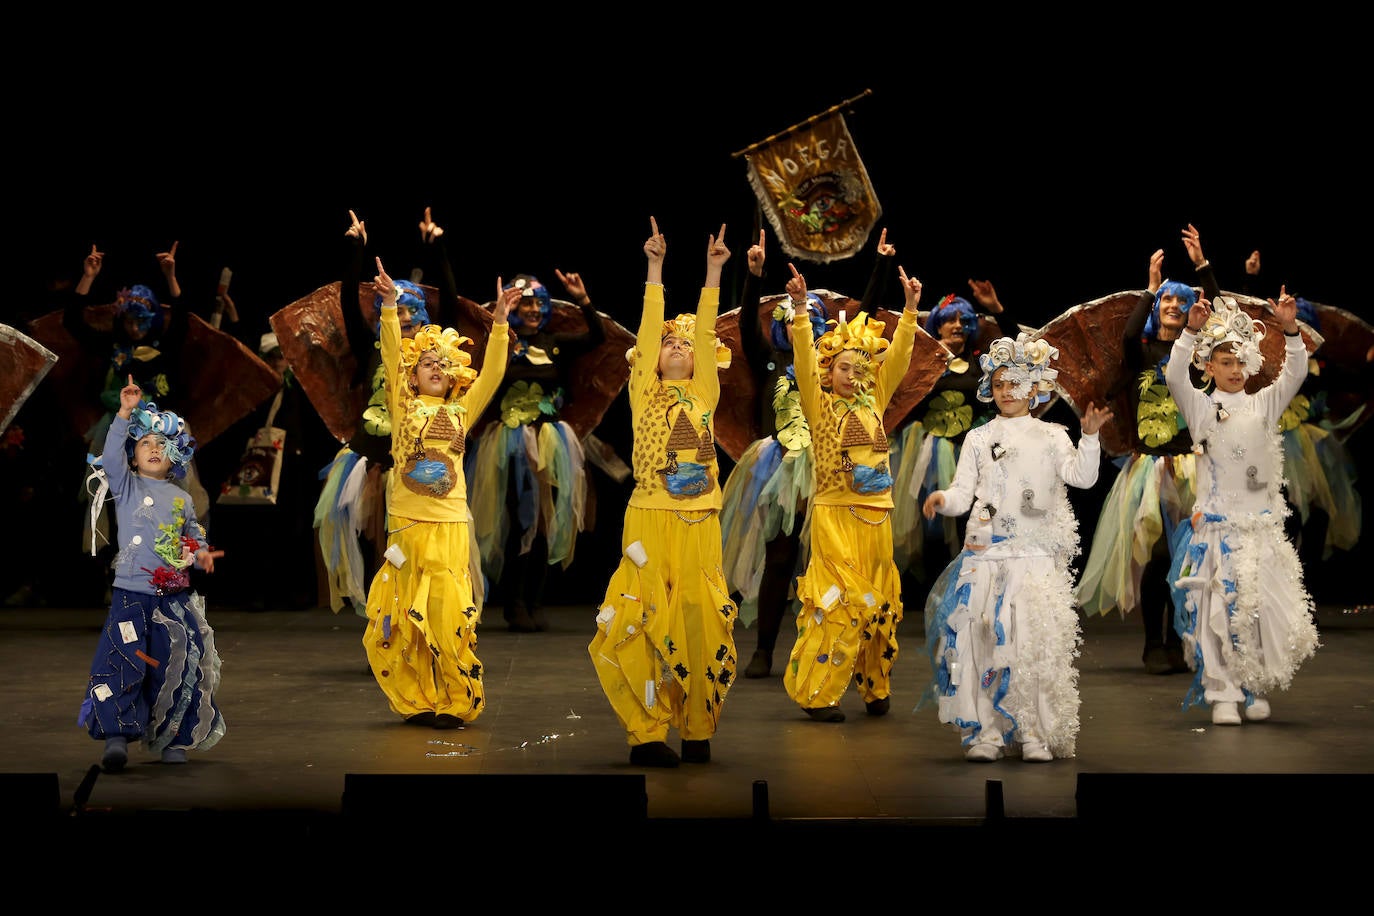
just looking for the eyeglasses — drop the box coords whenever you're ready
[416,357,450,371]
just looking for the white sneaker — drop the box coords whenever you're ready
[1211,701,1242,725]
[1021,741,1053,762]
[1244,698,1271,721]
[965,742,1002,762]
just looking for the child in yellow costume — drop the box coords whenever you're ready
[782,261,926,721]
[362,257,516,728]
[589,217,738,768]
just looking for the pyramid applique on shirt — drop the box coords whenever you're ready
[425,408,457,442]
[840,413,874,449]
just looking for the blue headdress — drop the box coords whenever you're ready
[116,285,162,336]
[505,274,553,331]
[924,295,979,343]
[372,280,430,335]
[1142,280,1197,338]
[769,292,828,351]
[125,400,196,479]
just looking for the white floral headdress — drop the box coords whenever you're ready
[976,332,1058,406]
[1191,296,1265,380]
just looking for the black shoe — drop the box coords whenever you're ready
[865,697,891,717]
[744,649,772,679]
[530,606,549,632]
[433,714,464,729]
[629,741,680,768]
[1143,646,1172,675]
[805,706,846,723]
[405,711,437,726]
[681,739,711,763]
[1166,644,1189,673]
[101,737,128,773]
[504,605,538,633]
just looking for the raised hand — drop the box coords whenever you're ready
[644,216,666,263]
[1148,248,1164,291]
[1187,297,1211,332]
[493,276,518,324]
[83,244,104,278]
[706,223,730,268]
[346,209,368,245]
[746,229,765,277]
[556,269,590,305]
[1271,285,1299,332]
[968,278,1001,312]
[785,262,808,304]
[1080,401,1113,435]
[875,227,895,257]
[898,265,923,313]
[156,240,178,274]
[374,257,396,304]
[419,206,443,242]
[1246,250,1262,276]
[1182,223,1205,267]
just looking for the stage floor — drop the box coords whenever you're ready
[4,598,1372,865]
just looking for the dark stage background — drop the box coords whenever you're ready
[8,29,1370,607]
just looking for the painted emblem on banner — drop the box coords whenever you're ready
[745,112,883,264]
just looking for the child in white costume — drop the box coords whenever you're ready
[1165,293,1319,726]
[921,334,1110,761]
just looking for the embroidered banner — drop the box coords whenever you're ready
[744,111,883,264]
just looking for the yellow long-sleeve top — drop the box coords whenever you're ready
[381,304,510,521]
[627,282,723,511]
[790,306,919,509]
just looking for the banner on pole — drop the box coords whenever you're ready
[744,111,882,264]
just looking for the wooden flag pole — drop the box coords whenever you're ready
[730,89,873,159]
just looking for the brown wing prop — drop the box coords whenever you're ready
[269,280,459,444]
[1303,300,1373,437]
[0,323,59,436]
[714,291,952,462]
[462,297,634,442]
[180,314,282,445]
[1036,289,1323,457]
[27,306,277,447]
[1036,291,1141,457]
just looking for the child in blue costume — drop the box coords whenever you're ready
[79,375,226,772]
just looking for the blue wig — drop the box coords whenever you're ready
[116,285,163,336]
[505,274,553,331]
[770,293,828,351]
[372,280,431,335]
[924,295,979,343]
[126,400,196,480]
[1295,297,1319,331]
[1143,280,1197,338]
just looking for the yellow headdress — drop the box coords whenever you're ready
[400,324,478,393]
[815,310,888,392]
[625,313,732,369]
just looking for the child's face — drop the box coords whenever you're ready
[1206,349,1248,393]
[412,351,452,397]
[133,434,170,478]
[828,352,864,398]
[991,367,1032,417]
[658,335,695,380]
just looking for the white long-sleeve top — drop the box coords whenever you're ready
[934,413,1100,563]
[1166,331,1307,517]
